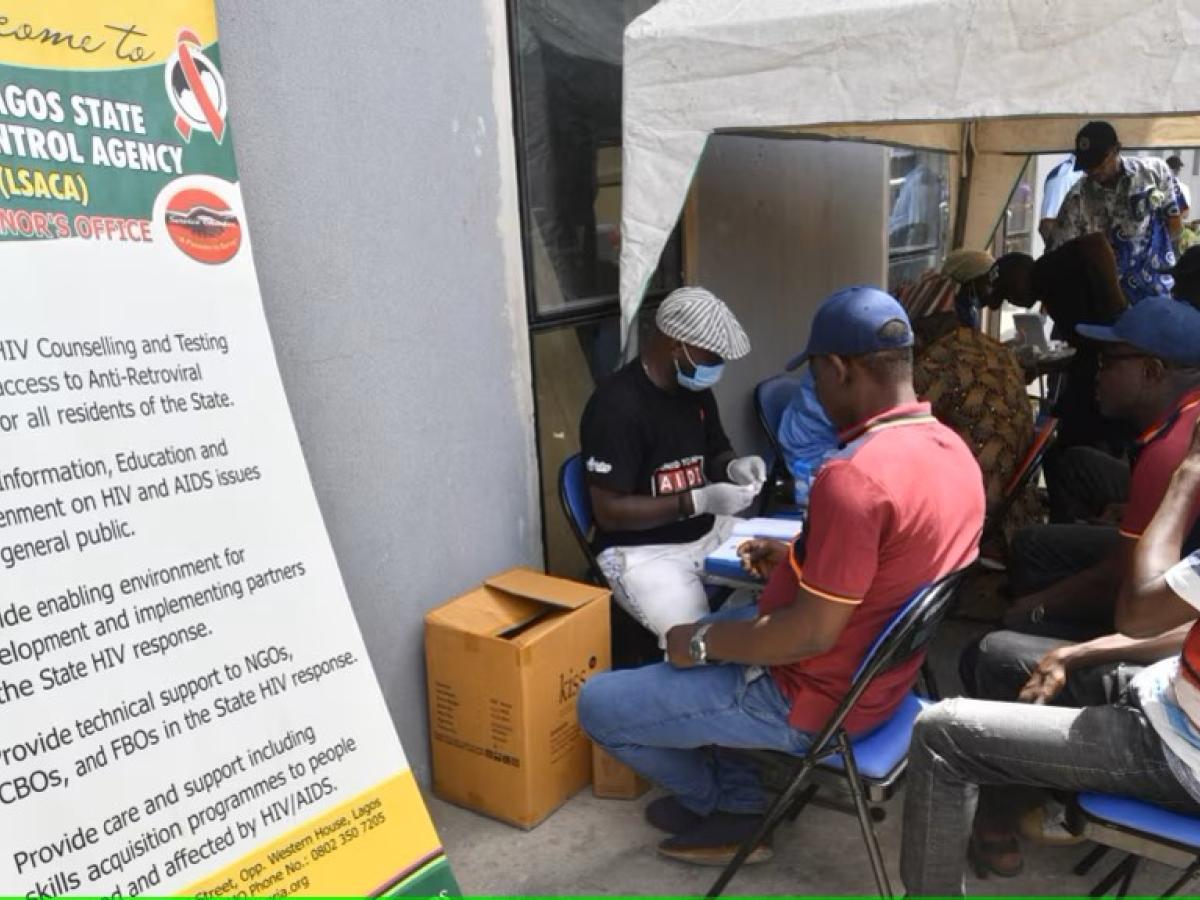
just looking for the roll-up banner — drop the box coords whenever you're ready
[0,3,458,897]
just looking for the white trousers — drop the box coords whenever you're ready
[596,516,736,644]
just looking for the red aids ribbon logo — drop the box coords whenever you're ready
[165,29,227,144]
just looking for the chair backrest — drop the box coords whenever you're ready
[754,374,803,458]
[806,565,971,757]
[1005,414,1059,498]
[558,453,600,575]
[982,415,1059,541]
[754,374,805,516]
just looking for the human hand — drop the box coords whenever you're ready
[727,455,767,487]
[1018,647,1071,704]
[690,481,759,516]
[665,623,700,668]
[737,539,790,579]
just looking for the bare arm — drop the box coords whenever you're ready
[1019,625,1190,703]
[589,484,691,532]
[1056,626,1188,668]
[1115,422,1200,637]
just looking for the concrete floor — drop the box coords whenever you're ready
[425,615,1188,896]
[428,787,1182,896]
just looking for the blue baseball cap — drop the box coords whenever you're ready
[1076,296,1200,366]
[785,286,914,370]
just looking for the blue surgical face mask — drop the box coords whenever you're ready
[675,344,725,391]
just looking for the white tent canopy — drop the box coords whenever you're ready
[619,0,1200,346]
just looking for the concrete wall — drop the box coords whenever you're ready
[692,136,890,454]
[215,1,540,782]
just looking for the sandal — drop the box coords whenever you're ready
[967,831,1024,878]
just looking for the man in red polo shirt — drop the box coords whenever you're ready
[577,286,984,865]
[958,296,1200,875]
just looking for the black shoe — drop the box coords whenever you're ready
[656,811,773,867]
[644,796,704,834]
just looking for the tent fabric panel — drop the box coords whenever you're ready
[974,115,1200,154]
[959,152,1032,251]
[619,0,1200,346]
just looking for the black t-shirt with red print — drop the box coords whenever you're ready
[580,361,733,553]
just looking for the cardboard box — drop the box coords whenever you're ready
[591,744,650,800]
[425,568,611,829]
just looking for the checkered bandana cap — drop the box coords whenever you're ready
[655,286,751,360]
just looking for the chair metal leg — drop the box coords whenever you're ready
[1161,857,1200,898]
[837,731,893,898]
[1116,855,1139,898]
[1075,844,1110,876]
[706,756,817,898]
[786,784,819,823]
[918,660,940,700]
[1090,853,1138,898]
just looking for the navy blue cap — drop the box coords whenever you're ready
[1076,296,1200,366]
[785,286,914,370]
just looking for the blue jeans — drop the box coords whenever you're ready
[577,605,811,815]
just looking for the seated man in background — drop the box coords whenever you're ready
[960,621,1189,875]
[901,418,1200,898]
[993,233,1128,463]
[1000,298,1200,639]
[579,287,984,865]
[580,286,763,643]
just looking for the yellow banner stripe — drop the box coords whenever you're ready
[183,770,443,897]
[0,2,217,71]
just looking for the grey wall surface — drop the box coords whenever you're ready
[215,1,540,783]
[695,136,891,454]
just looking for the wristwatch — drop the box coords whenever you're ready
[1030,603,1046,624]
[689,623,713,665]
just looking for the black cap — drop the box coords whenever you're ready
[1167,154,1186,173]
[1073,121,1119,171]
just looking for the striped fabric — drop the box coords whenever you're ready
[895,271,959,319]
[655,286,751,359]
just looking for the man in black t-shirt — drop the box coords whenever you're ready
[581,287,763,643]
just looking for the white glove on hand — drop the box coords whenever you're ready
[726,455,767,487]
[690,481,759,517]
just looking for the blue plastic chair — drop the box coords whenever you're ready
[1070,792,1200,897]
[754,373,803,452]
[558,453,719,668]
[753,373,807,516]
[708,566,972,898]
[558,453,600,578]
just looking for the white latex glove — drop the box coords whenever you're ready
[690,481,759,517]
[726,455,767,487]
